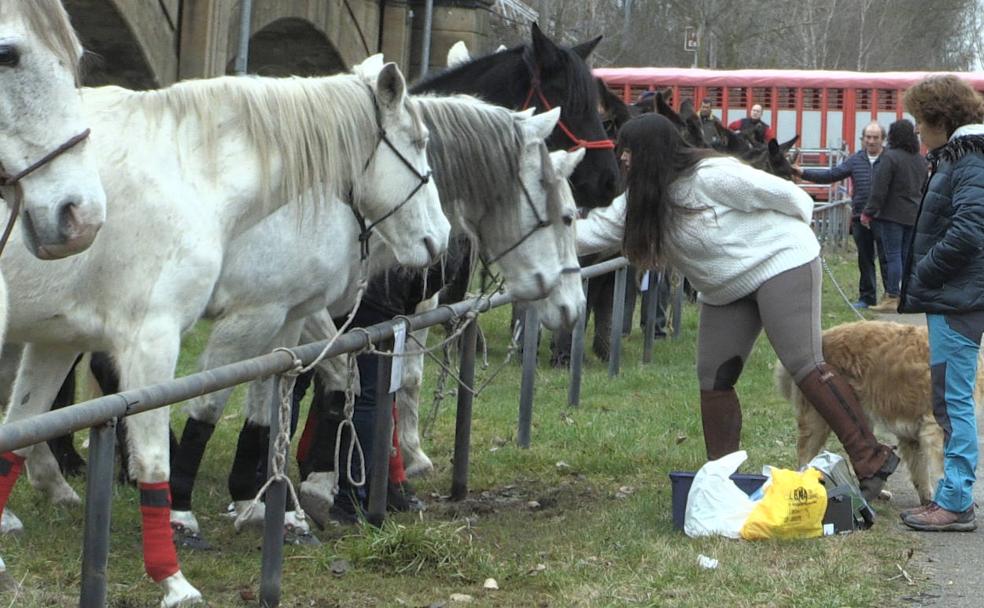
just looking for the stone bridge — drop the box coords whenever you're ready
[63,0,498,88]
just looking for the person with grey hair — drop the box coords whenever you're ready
[793,121,889,309]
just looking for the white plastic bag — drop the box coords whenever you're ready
[684,450,758,538]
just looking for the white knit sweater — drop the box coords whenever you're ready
[577,156,820,305]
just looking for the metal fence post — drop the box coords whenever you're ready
[518,306,539,448]
[367,342,394,527]
[608,266,627,377]
[567,279,589,407]
[79,419,116,608]
[451,319,479,500]
[260,377,286,608]
[643,270,660,363]
[671,269,684,339]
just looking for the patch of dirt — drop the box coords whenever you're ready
[424,478,601,520]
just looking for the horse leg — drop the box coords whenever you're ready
[46,356,87,477]
[398,326,432,477]
[115,325,201,607]
[7,345,82,507]
[172,310,284,541]
[588,275,614,362]
[622,264,640,336]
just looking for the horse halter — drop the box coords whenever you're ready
[0,128,92,257]
[351,87,432,261]
[482,177,550,267]
[520,68,615,153]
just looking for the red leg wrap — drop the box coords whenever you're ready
[0,452,25,514]
[296,405,319,465]
[389,401,407,484]
[139,481,180,582]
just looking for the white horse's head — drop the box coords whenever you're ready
[0,1,106,259]
[481,108,570,301]
[353,58,449,268]
[534,148,587,330]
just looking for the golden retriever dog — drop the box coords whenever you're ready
[775,320,984,504]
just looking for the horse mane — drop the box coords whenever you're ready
[2,0,82,82]
[121,74,393,210]
[416,95,523,218]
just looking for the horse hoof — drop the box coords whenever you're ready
[0,569,18,592]
[299,472,337,531]
[404,458,434,478]
[50,486,82,508]
[232,500,265,532]
[159,572,203,607]
[1,509,24,535]
[171,523,211,551]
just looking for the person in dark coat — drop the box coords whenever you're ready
[793,122,888,308]
[863,119,928,311]
[899,75,984,532]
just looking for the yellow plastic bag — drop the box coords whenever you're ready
[740,467,827,540]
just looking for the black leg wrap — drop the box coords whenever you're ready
[306,388,347,475]
[171,418,216,511]
[228,421,267,501]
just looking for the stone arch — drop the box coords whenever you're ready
[228,17,348,77]
[63,0,162,89]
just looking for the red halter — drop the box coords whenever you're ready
[520,73,615,152]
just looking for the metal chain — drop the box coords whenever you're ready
[820,255,866,321]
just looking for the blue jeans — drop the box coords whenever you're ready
[927,312,984,512]
[871,219,912,297]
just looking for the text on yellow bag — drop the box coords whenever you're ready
[740,467,827,540]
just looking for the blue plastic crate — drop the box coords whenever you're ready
[669,470,768,530]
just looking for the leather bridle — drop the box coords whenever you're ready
[0,128,92,257]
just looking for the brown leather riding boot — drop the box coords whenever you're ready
[795,364,895,480]
[699,389,742,460]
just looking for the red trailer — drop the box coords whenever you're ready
[594,67,984,154]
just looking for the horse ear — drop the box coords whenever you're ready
[375,63,407,111]
[768,139,780,156]
[513,108,536,120]
[353,54,386,80]
[655,92,684,127]
[679,99,697,119]
[522,106,561,140]
[531,22,562,68]
[779,134,800,152]
[447,41,471,68]
[550,148,586,179]
[571,35,603,60]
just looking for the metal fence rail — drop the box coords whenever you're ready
[0,256,637,607]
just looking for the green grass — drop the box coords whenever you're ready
[1,251,927,607]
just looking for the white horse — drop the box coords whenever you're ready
[396,146,586,477]
[1,60,448,607]
[0,0,106,573]
[166,91,586,540]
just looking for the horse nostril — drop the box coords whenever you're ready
[57,199,82,239]
[423,236,440,262]
[534,272,548,298]
[560,304,574,328]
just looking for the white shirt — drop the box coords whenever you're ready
[576,157,820,305]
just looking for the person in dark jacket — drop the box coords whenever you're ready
[898,75,984,532]
[793,122,888,308]
[863,119,927,312]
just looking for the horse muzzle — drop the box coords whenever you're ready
[22,200,103,260]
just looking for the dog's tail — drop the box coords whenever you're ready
[773,360,804,411]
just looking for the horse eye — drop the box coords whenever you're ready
[0,45,20,68]
[563,214,574,227]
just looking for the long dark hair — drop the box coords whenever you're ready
[887,119,920,154]
[618,113,719,268]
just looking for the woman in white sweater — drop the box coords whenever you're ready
[578,114,899,499]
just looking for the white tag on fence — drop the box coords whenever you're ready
[640,271,651,292]
[389,321,407,393]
